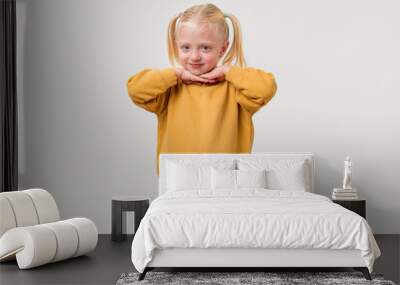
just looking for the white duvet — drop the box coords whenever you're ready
[131,189,381,273]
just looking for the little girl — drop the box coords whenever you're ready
[126,3,277,175]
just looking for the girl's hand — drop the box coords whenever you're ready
[175,68,215,85]
[199,65,231,82]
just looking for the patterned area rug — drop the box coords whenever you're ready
[116,271,396,285]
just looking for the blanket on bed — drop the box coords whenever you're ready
[131,189,380,273]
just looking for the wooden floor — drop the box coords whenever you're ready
[0,234,398,285]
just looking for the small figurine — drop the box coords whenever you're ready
[342,156,352,190]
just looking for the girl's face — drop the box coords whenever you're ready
[175,21,228,76]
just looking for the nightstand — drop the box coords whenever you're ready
[332,199,366,219]
[111,196,150,242]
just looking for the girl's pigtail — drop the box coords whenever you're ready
[167,14,181,67]
[223,13,246,67]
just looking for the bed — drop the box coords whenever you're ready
[131,152,381,281]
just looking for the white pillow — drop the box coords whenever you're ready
[237,169,267,188]
[211,168,267,190]
[166,159,236,191]
[237,159,309,191]
[211,168,236,189]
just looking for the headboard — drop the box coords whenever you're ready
[158,152,315,196]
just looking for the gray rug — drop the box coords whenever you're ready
[116,271,397,285]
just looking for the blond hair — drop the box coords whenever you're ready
[167,3,246,67]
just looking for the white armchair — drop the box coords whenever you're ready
[0,188,98,269]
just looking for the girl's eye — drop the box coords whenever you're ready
[202,46,211,51]
[181,46,190,51]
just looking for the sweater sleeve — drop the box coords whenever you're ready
[225,66,277,115]
[126,68,178,114]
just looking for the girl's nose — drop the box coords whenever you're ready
[190,50,201,61]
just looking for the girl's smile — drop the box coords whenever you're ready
[190,63,204,68]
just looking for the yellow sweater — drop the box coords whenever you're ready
[126,66,277,175]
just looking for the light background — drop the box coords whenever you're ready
[16,0,399,233]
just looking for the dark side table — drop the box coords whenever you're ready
[332,199,366,219]
[111,196,150,242]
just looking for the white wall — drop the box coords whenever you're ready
[16,0,400,234]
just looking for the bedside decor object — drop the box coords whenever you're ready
[332,156,358,200]
[112,196,150,242]
[342,156,353,190]
[0,188,98,269]
[332,188,359,200]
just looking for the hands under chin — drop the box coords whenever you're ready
[199,65,231,84]
[177,65,231,85]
